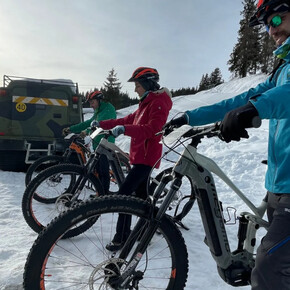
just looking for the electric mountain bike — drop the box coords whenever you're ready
[25,132,130,196]
[25,133,90,187]
[22,128,131,235]
[23,122,268,289]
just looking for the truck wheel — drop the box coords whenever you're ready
[0,151,29,172]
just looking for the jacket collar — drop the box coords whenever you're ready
[274,36,290,61]
[94,100,104,114]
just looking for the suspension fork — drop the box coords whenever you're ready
[69,153,99,202]
[116,175,183,285]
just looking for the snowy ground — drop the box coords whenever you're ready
[0,74,269,289]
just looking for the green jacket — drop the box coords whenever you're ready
[70,101,116,149]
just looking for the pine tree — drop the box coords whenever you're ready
[102,68,122,106]
[209,68,224,88]
[228,0,261,77]
[103,68,122,91]
[198,73,211,91]
[102,68,138,109]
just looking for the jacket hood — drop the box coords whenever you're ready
[142,87,172,106]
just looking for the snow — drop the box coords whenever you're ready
[0,73,270,290]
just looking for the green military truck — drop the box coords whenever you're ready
[0,75,83,171]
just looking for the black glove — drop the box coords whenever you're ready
[220,102,260,143]
[163,114,188,136]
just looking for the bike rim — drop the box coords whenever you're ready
[38,210,177,289]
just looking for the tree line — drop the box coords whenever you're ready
[82,0,278,108]
[81,68,139,110]
[173,0,278,96]
[171,67,224,97]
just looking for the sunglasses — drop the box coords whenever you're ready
[265,12,288,32]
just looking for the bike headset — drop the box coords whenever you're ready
[249,0,290,27]
[128,67,160,91]
[86,90,104,103]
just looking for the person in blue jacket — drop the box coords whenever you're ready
[163,1,290,288]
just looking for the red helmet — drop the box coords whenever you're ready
[128,67,159,82]
[249,0,290,26]
[86,90,104,102]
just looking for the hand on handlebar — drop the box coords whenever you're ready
[91,120,100,127]
[162,114,188,136]
[62,127,71,136]
[110,125,125,138]
[80,130,87,138]
[219,103,260,143]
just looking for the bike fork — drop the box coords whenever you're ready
[116,176,182,287]
[70,157,98,202]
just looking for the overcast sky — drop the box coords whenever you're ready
[0,0,245,98]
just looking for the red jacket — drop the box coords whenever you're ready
[100,88,172,168]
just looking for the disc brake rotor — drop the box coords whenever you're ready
[89,258,126,290]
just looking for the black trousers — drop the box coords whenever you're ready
[114,164,152,242]
[251,192,290,289]
[96,154,110,194]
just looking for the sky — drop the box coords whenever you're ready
[0,73,269,289]
[0,0,244,98]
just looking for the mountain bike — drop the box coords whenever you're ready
[22,127,194,235]
[25,132,130,197]
[24,133,90,187]
[23,122,268,289]
[22,128,131,236]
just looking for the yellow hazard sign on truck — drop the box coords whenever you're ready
[12,96,69,107]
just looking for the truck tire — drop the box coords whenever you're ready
[0,151,29,172]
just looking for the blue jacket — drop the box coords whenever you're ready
[185,37,290,193]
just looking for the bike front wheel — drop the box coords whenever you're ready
[23,195,189,290]
[22,163,103,234]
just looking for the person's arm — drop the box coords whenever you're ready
[185,78,274,126]
[124,99,170,139]
[69,114,95,133]
[99,112,136,130]
[250,83,290,119]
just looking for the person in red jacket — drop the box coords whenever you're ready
[97,67,172,251]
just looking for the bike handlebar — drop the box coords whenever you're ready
[160,115,262,146]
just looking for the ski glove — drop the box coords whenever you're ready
[80,130,87,138]
[220,102,260,143]
[162,114,188,136]
[62,127,71,136]
[110,125,125,138]
[91,120,100,128]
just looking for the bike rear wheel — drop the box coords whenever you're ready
[23,195,189,290]
[25,155,65,187]
[22,163,104,234]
